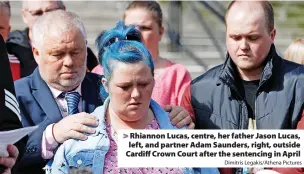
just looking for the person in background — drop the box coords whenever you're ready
[181,1,303,174]
[270,39,304,174]
[285,38,304,131]
[0,1,10,41]
[92,1,193,110]
[0,34,25,174]
[0,1,20,81]
[284,38,304,65]
[47,21,219,174]
[6,0,98,79]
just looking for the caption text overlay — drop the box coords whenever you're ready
[117,130,304,168]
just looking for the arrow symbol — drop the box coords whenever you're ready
[123,134,128,138]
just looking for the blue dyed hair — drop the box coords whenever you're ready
[95,21,154,81]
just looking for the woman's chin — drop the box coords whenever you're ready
[122,113,143,122]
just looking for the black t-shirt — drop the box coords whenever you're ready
[242,80,260,119]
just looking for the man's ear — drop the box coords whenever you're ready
[270,28,276,42]
[32,46,40,65]
[101,77,108,93]
[21,9,29,26]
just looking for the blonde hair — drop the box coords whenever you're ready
[285,38,304,65]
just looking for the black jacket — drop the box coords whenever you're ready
[6,28,99,77]
[191,44,304,129]
[0,34,26,173]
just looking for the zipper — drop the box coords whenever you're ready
[238,102,242,129]
[254,98,257,130]
[254,77,266,130]
[255,79,265,129]
[229,84,243,129]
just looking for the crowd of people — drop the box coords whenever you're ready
[0,0,303,174]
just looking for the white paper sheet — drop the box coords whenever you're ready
[0,125,38,157]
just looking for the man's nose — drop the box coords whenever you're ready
[63,54,73,67]
[239,38,249,50]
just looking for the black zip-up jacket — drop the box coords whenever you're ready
[191,44,304,129]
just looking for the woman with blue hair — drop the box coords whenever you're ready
[92,1,194,122]
[46,21,219,174]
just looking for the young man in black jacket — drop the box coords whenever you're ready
[181,2,303,173]
[182,1,304,130]
[0,34,26,174]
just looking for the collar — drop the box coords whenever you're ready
[48,84,82,99]
[218,44,280,97]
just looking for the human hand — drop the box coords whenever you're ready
[163,105,195,129]
[0,145,19,174]
[53,112,99,143]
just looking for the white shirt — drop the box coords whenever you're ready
[48,84,83,117]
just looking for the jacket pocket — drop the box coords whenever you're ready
[62,150,95,173]
[69,150,94,167]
